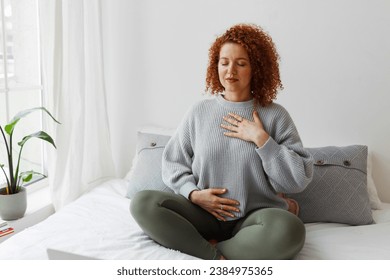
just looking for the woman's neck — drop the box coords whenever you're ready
[223,91,252,102]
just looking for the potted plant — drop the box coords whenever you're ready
[0,107,59,220]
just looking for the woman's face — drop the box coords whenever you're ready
[218,42,252,101]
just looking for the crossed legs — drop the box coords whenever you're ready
[130,190,305,260]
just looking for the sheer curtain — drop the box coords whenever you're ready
[38,0,115,210]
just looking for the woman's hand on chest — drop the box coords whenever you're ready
[221,111,269,148]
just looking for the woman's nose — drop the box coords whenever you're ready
[227,64,236,74]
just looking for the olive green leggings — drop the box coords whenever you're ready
[130,190,305,260]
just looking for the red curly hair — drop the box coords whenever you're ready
[205,23,283,107]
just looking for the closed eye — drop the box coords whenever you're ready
[219,59,229,66]
[219,58,249,67]
[237,59,248,67]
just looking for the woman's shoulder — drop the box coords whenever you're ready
[187,96,218,113]
[260,102,290,117]
[178,97,217,125]
[259,102,298,135]
[194,96,217,107]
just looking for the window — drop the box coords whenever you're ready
[0,0,45,186]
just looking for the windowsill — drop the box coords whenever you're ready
[25,180,53,216]
[26,177,50,193]
[0,183,54,243]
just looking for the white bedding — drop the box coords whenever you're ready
[0,179,389,260]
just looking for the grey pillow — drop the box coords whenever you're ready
[126,132,174,199]
[288,145,374,225]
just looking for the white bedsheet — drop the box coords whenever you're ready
[0,179,389,260]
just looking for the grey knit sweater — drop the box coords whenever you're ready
[162,94,313,220]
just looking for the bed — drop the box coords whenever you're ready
[0,178,389,260]
[0,129,389,260]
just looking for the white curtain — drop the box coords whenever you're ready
[38,0,116,210]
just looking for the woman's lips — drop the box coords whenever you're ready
[225,78,238,83]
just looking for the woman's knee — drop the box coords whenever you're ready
[130,190,161,221]
[255,208,305,237]
[261,208,305,258]
[248,208,303,229]
[237,208,305,259]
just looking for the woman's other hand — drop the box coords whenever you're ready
[189,188,240,221]
[221,111,269,148]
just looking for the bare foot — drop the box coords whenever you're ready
[208,239,226,259]
[208,239,218,246]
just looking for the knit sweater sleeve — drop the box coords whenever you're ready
[255,106,314,193]
[162,106,198,199]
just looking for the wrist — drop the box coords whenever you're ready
[254,132,269,148]
[189,190,199,202]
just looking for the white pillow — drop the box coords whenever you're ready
[367,151,382,209]
[372,203,390,223]
[125,131,174,199]
[124,126,175,181]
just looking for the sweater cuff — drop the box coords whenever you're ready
[179,182,199,200]
[255,137,281,162]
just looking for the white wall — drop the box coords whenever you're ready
[101,0,390,202]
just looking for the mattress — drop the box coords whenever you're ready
[0,178,389,260]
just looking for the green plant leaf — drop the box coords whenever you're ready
[20,170,47,183]
[22,173,32,182]
[4,107,60,135]
[0,163,11,189]
[18,131,57,148]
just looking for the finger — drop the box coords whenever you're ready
[214,205,236,218]
[211,211,226,221]
[217,209,236,218]
[223,116,240,127]
[220,123,238,132]
[252,110,259,121]
[209,188,227,195]
[218,197,240,206]
[228,112,244,122]
[217,200,240,213]
[223,131,240,138]
[253,111,263,126]
[218,204,240,213]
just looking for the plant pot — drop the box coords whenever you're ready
[0,186,27,221]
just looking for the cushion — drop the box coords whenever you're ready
[125,131,174,199]
[125,128,381,221]
[125,126,176,181]
[367,152,382,209]
[287,145,374,225]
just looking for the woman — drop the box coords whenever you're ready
[131,23,313,260]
